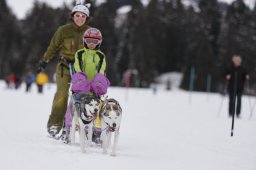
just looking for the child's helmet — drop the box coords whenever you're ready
[83,28,102,47]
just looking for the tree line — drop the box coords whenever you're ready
[0,0,255,92]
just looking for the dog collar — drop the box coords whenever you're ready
[81,119,93,125]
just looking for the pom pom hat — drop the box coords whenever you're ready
[72,0,91,17]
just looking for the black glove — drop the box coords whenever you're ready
[37,60,48,73]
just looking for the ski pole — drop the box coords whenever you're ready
[69,63,74,76]
[231,72,237,137]
[246,80,253,119]
[217,81,228,117]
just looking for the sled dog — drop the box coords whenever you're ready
[70,93,100,152]
[100,98,122,156]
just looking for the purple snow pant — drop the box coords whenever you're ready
[64,101,73,129]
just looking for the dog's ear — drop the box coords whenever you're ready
[112,99,122,114]
[118,103,122,113]
[116,105,122,116]
[95,97,100,104]
[80,102,86,114]
[104,111,109,117]
[100,101,107,116]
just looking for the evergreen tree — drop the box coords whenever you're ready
[21,1,69,73]
[114,0,145,86]
[181,0,222,91]
[162,0,187,72]
[0,0,21,77]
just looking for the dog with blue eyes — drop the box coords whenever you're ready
[100,98,122,156]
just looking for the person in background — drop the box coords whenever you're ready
[36,0,91,137]
[225,55,250,118]
[7,73,16,89]
[24,71,36,92]
[36,71,49,93]
[14,75,22,89]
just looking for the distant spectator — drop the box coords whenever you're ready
[36,72,49,93]
[7,73,16,88]
[24,71,36,92]
[14,75,22,89]
[225,55,250,118]
[151,81,158,95]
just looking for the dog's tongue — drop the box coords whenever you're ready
[108,127,115,132]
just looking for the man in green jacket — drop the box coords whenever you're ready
[37,1,91,137]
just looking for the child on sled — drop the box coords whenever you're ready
[60,27,110,144]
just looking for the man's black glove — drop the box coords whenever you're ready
[37,60,48,73]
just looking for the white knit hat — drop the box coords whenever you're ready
[72,0,91,17]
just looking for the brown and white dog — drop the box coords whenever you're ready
[70,93,100,153]
[100,98,122,156]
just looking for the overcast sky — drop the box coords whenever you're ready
[7,0,71,19]
[6,0,255,20]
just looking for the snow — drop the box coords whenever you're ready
[0,80,256,170]
[155,72,183,90]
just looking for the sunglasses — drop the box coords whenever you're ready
[75,14,86,18]
[84,38,101,45]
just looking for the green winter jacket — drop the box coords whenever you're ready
[43,23,90,62]
[74,48,107,81]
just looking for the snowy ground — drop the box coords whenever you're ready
[0,81,256,170]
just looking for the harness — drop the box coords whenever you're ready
[58,56,75,77]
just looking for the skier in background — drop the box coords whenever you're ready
[225,55,250,118]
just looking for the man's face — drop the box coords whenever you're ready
[232,56,242,67]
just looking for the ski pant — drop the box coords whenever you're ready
[228,90,242,117]
[37,84,43,93]
[26,83,32,92]
[64,101,72,129]
[47,63,71,133]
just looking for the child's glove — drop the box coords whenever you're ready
[71,72,91,93]
[37,60,48,73]
[91,74,110,95]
